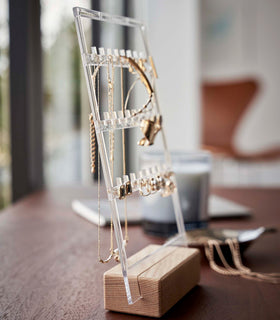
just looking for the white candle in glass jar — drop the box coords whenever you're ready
[140,152,211,228]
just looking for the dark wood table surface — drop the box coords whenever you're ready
[0,186,279,320]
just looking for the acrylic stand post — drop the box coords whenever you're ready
[73,7,200,317]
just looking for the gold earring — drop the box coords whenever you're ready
[118,181,132,200]
[138,115,162,146]
[156,175,165,190]
[125,181,132,196]
[138,58,146,72]
[163,171,175,180]
[139,178,150,196]
[149,177,157,193]
[161,179,176,198]
[118,184,126,200]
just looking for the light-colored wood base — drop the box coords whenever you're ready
[104,244,200,318]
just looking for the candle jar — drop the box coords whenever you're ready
[140,151,211,237]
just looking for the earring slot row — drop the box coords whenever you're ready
[85,46,151,71]
[93,108,158,133]
[108,165,176,200]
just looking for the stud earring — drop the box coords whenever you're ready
[118,184,126,200]
[139,178,150,196]
[125,181,132,196]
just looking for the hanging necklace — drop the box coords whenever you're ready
[107,57,118,262]
[90,64,115,263]
[108,56,115,178]
[91,58,152,263]
[121,64,129,244]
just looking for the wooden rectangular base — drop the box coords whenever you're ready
[104,244,200,318]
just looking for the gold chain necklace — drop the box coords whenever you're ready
[121,65,129,244]
[107,57,116,262]
[90,65,115,263]
[108,56,115,178]
[90,60,132,263]
[205,238,280,284]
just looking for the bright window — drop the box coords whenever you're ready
[0,0,11,208]
[41,0,91,186]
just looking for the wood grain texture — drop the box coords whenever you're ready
[0,186,280,320]
[104,245,200,317]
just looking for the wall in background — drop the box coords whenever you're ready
[131,0,201,153]
[127,0,201,172]
[41,0,280,188]
[42,0,91,186]
[201,0,280,154]
[131,0,280,157]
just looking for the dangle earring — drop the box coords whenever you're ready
[138,115,162,146]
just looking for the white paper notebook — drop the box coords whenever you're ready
[208,195,252,218]
[72,199,142,226]
[72,195,252,226]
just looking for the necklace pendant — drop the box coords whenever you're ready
[138,115,162,146]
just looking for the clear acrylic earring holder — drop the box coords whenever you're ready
[73,7,187,305]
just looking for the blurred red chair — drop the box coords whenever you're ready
[202,79,280,161]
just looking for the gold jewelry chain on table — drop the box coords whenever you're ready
[205,238,280,284]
